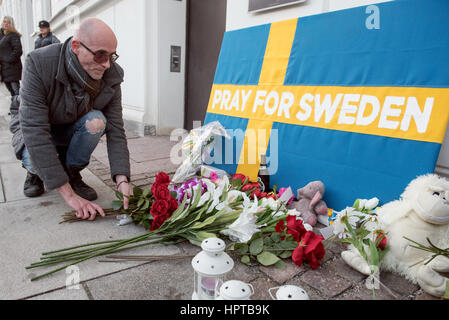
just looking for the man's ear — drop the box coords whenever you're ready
[71,39,80,55]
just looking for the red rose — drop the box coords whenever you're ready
[152,183,171,200]
[251,189,262,199]
[376,233,387,251]
[232,174,248,183]
[302,231,326,270]
[150,200,170,217]
[275,220,286,234]
[292,231,325,269]
[169,197,179,212]
[275,216,308,242]
[242,183,259,192]
[150,214,166,231]
[292,245,305,267]
[155,172,171,185]
[286,216,307,242]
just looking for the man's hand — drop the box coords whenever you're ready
[58,183,105,221]
[116,175,132,210]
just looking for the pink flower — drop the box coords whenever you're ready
[278,188,294,205]
[210,171,219,182]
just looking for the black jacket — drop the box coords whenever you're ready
[35,32,60,50]
[10,37,130,190]
[0,29,23,82]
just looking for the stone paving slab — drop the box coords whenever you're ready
[27,286,90,300]
[249,277,279,301]
[85,258,194,300]
[299,267,353,298]
[0,169,181,300]
[126,137,179,163]
[0,144,17,163]
[325,257,367,284]
[0,129,12,144]
[260,260,305,284]
[0,176,4,203]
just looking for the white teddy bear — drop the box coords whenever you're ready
[342,174,449,298]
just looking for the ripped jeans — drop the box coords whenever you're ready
[22,110,107,175]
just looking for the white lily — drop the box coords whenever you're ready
[197,191,211,207]
[365,197,379,210]
[358,199,367,210]
[220,196,261,243]
[206,176,229,213]
[215,190,242,215]
[261,197,279,211]
[333,208,360,238]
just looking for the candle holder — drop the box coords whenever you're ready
[269,285,310,300]
[216,280,254,300]
[191,238,234,300]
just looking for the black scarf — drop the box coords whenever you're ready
[64,38,102,116]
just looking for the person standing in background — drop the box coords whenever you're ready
[35,20,60,50]
[0,16,23,98]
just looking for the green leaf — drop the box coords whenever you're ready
[212,210,242,227]
[264,237,273,246]
[142,200,150,211]
[168,193,189,223]
[368,239,380,267]
[115,191,124,201]
[170,191,178,199]
[250,238,264,256]
[279,240,299,250]
[279,251,293,259]
[241,255,251,266]
[191,215,218,230]
[196,231,218,242]
[275,260,286,269]
[133,186,143,197]
[270,232,282,244]
[111,200,123,211]
[239,244,249,255]
[142,188,150,198]
[137,198,145,208]
[257,251,280,266]
[353,199,360,210]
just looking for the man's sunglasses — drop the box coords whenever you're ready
[80,42,119,64]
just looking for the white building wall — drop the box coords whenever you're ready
[0,0,187,137]
[225,0,449,176]
[226,0,392,31]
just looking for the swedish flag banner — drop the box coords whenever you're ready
[204,0,449,210]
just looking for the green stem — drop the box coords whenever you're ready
[42,240,124,256]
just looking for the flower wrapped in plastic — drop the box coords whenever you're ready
[172,121,231,184]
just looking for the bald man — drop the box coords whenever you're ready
[10,18,132,221]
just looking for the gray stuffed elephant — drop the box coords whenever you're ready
[289,181,329,226]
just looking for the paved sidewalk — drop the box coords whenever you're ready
[0,85,437,300]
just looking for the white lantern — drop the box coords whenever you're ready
[216,280,254,300]
[269,285,310,300]
[192,238,234,300]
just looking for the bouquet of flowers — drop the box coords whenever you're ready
[327,198,388,298]
[26,172,296,281]
[229,213,325,270]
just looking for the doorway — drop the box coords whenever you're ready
[184,0,227,131]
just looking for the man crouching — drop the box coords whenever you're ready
[10,18,132,220]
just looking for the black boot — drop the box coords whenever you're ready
[67,166,98,201]
[24,171,45,198]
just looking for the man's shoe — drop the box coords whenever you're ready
[67,167,98,201]
[24,172,45,198]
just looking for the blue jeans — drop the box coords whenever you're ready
[22,110,107,174]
